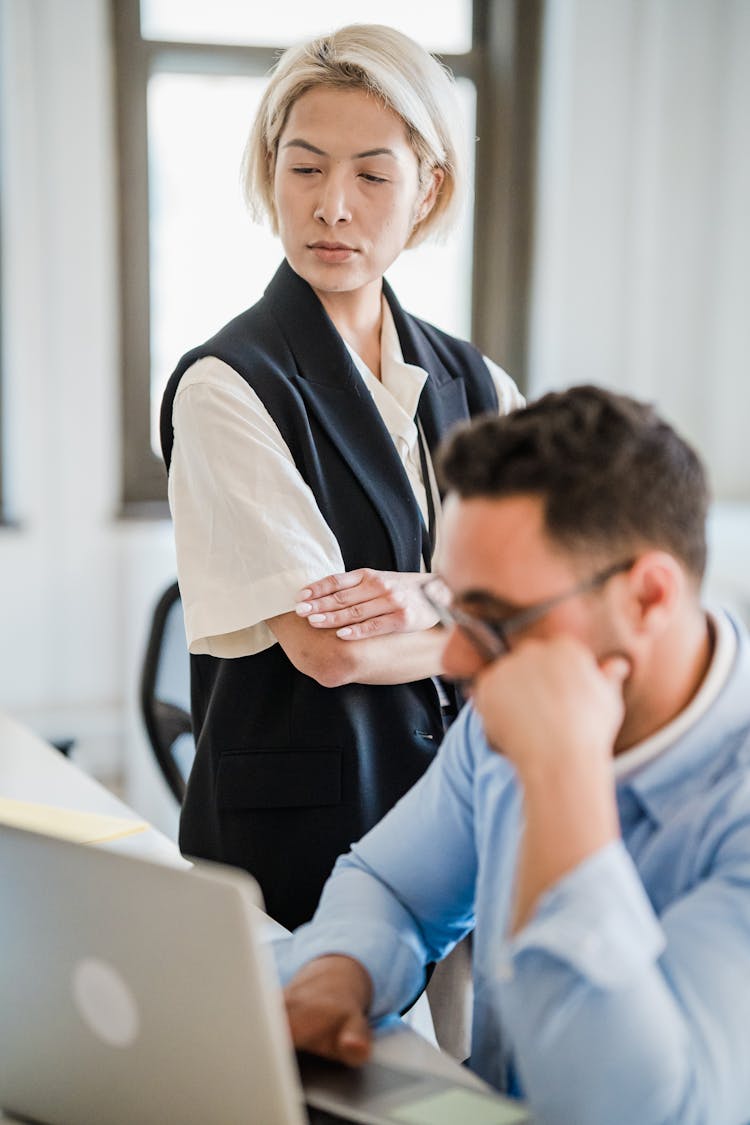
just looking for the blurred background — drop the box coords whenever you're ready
[1,0,748,837]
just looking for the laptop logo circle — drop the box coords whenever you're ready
[72,957,140,1048]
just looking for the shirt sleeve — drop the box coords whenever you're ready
[273,706,481,1019]
[168,357,344,657]
[482,356,526,414]
[495,830,750,1125]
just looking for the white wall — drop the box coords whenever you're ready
[529,0,750,614]
[0,0,178,837]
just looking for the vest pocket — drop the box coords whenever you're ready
[216,748,342,810]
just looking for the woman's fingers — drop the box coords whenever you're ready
[295,569,396,617]
[301,595,402,631]
[336,612,408,640]
[292,571,434,634]
[297,569,371,603]
[294,569,437,636]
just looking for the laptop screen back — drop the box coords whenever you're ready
[0,825,305,1125]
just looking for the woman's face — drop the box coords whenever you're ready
[273,86,440,301]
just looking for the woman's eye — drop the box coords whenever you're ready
[360,173,387,184]
[291,166,319,175]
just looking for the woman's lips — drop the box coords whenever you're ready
[309,242,357,263]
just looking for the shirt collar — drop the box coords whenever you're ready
[616,610,750,826]
[344,301,427,451]
[379,301,427,423]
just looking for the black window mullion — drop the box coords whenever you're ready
[114,0,163,511]
[471,0,542,393]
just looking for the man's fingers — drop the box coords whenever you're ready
[286,1004,341,1056]
[336,1013,372,1065]
[284,955,373,1066]
[600,653,631,685]
[287,1006,370,1066]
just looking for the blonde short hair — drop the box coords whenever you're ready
[241,24,466,248]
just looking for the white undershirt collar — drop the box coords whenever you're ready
[343,300,426,450]
[613,608,737,780]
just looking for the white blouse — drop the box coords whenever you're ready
[168,300,524,658]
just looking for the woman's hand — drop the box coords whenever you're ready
[295,569,439,640]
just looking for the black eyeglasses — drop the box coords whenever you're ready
[421,558,635,664]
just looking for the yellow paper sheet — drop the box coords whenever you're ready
[0,797,149,844]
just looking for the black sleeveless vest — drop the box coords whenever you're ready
[161,260,499,929]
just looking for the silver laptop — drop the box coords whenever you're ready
[0,824,530,1125]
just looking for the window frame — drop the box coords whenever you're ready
[0,66,5,521]
[0,191,4,520]
[112,0,541,512]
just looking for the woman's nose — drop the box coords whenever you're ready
[313,173,352,226]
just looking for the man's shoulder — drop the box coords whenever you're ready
[443,701,485,753]
[708,609,750,738]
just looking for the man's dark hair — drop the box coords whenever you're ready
[438,385,709,579]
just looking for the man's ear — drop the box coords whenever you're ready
[622,551,684,637]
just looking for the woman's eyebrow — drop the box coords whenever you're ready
[281,140,398,160]
[354,147,397,159]
[281,139,327,155]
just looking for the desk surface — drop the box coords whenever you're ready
[0,709,489,1122]
[0,711,183,867]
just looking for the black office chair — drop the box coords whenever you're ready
[140,581,195,804]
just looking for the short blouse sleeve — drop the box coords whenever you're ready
[482,356,526,414]
[168,357,344,658]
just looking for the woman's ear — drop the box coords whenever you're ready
[414,166,445,225]
[267,146,277,190]
[267,148,280,233]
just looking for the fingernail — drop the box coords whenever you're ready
[297,588,312,599]
[295,602,312,615]
[308,614,326,623]
[337,627,352,638]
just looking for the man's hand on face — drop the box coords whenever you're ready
[284,954,373,1067]
[472,635,629,779]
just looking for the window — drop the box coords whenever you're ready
[113,0,541,509]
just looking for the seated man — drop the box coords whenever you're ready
[276,386,750,1125]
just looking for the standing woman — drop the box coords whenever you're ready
[161,24,522,931]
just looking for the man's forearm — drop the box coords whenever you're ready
[511,757,619,933]
[470,638,627,934]
[274,857,435,1020]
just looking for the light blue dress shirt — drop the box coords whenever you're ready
[276,612,750,1125]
